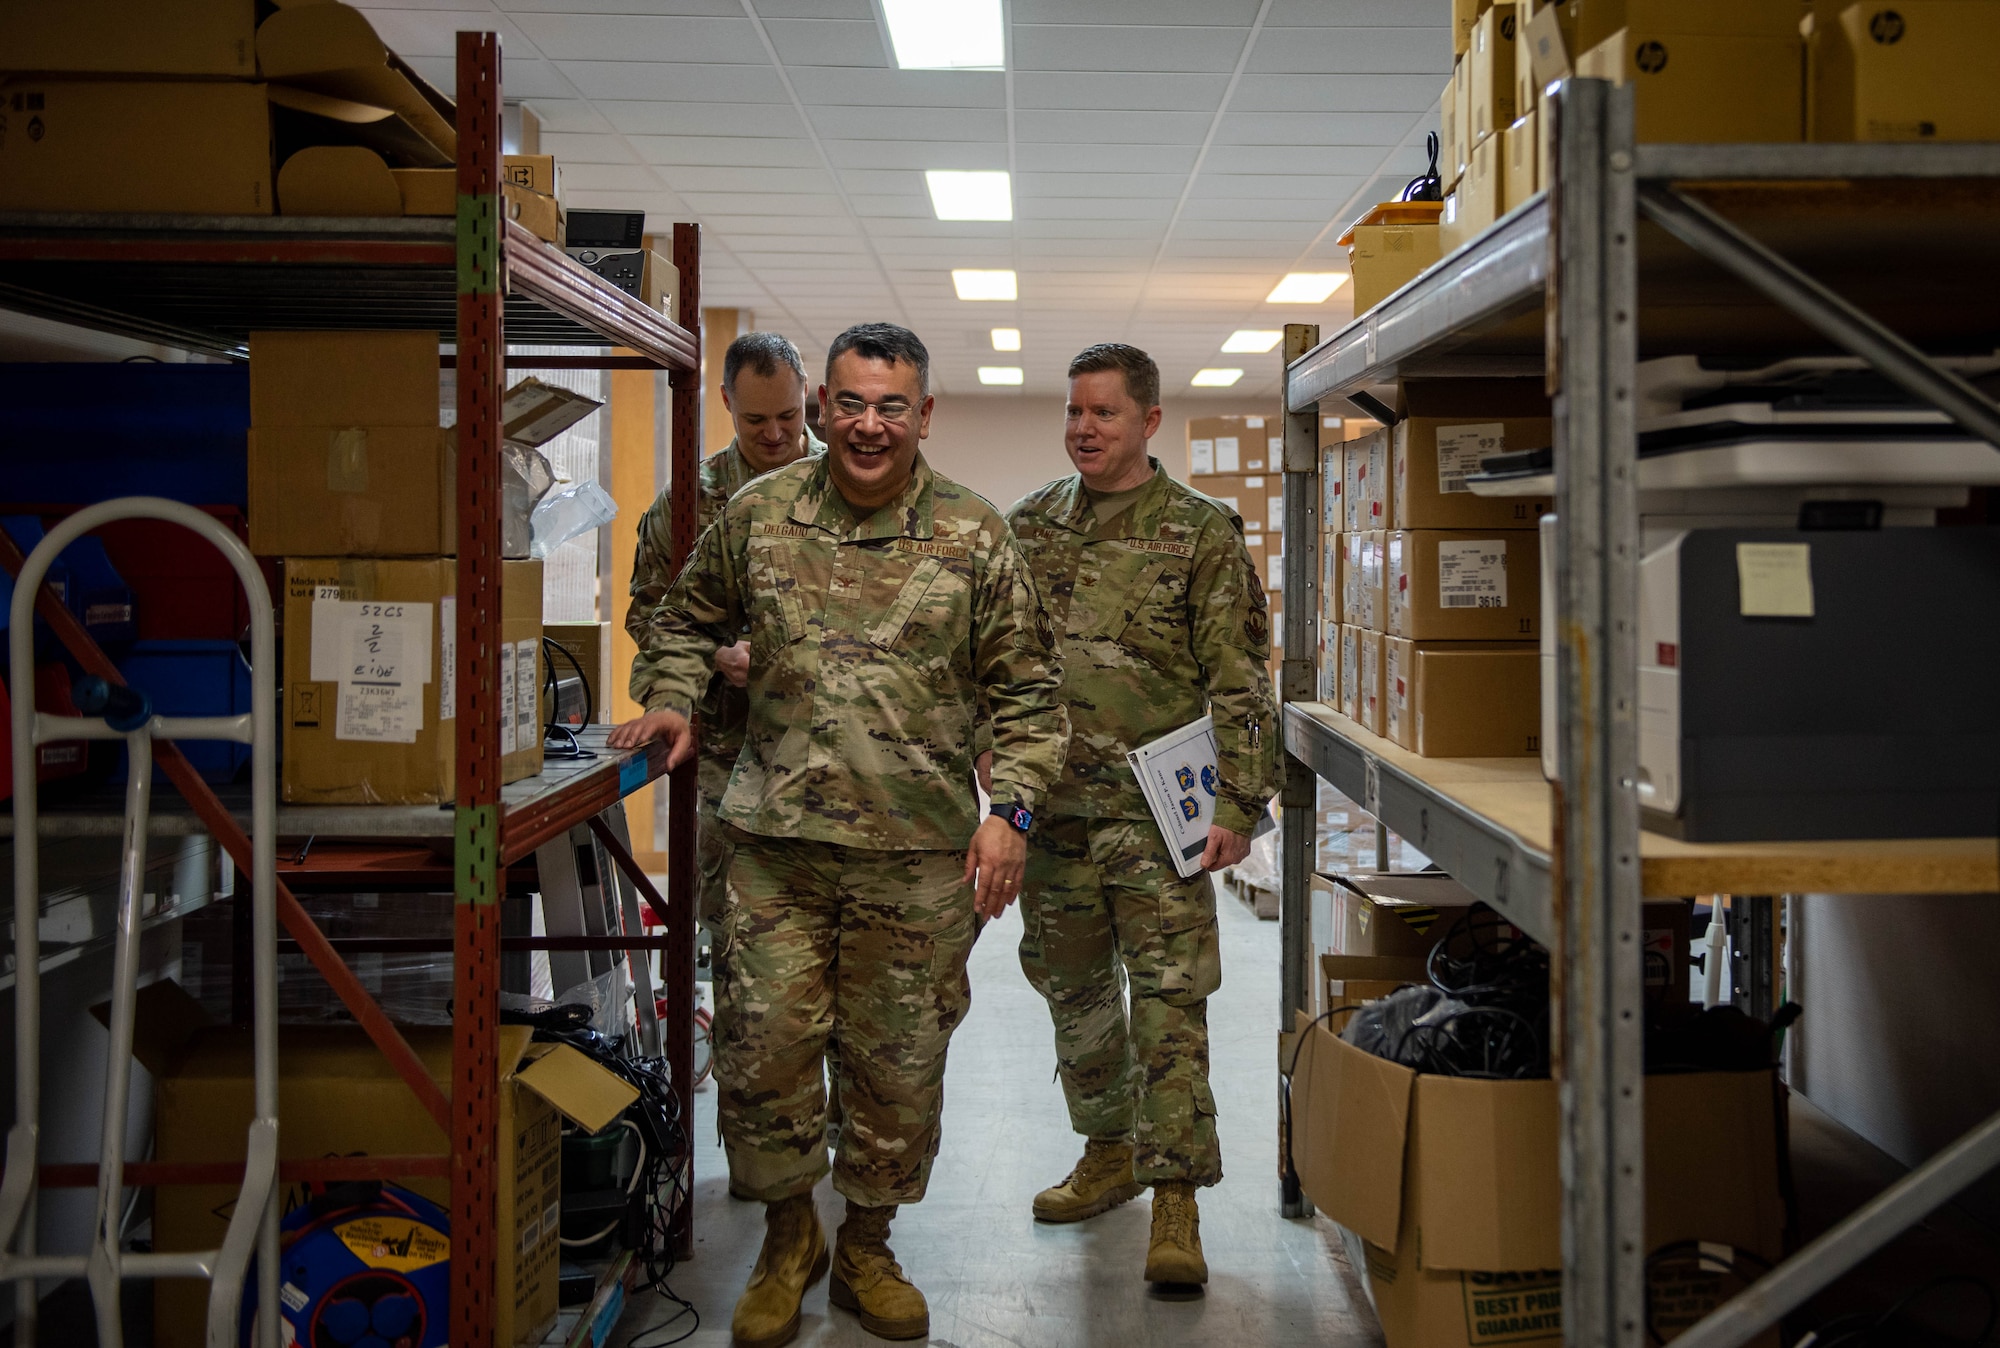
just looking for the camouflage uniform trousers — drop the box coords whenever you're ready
[714,823,977,1207]
[1017,815,1223,1187]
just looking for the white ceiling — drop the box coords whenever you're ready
[360,0,1450,398]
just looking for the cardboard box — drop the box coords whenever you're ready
[1320,415,1348,448]
[1576,27,1804,144]
[1810,0,2000,143]
[248,330,452,557]
[1458,134,1505,242]
[1348,222,1444,316]
[251,329,438,428]
[1576,0,1803,53]
[1187,414,1276,477]
[1344,429,1391,531]
[544,621,612,724]
[1322,953,1431,1020]
[0,0,256,77]
[1454,0,1496,55]
[1468,3,1520,145]
[282,558,545,804]
[1440,71,1463,192]
[1393,380,1554,530]
[255,1,455,167]
[0,80,273,215]
[1290,1013,1785,1348]
[1196,472,1275,534]
[1388,529,1541,641]
[503,182,564,244]
[1503,109,1539,212]
[1358,627,1385,735]
[1318,615,1341,703]
[1452,57,1474,183]
[1321,531,1345,625]
[1339,624,1363,721]
[1384,637,1542,757]
[1322,870,1482,956]
[1524,0,1579,90]
[140,982,636,1348]
[1342,531,1389,631]
[503,153,561,199]
[1321,446,1346,537]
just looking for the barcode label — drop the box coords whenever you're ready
[1437,538,1508,608]
[1436,422,1504,495]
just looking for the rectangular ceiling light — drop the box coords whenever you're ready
[991,327,1021,351]
[926,170,1012,221]
[952,268,1017,301]
[978,366,1025,385]
[1191,368,1245,387]
[1266,273,1349,304]
[1221,329,1284,354]
[882,0,1004,70]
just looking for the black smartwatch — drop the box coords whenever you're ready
[992,803,1033,834]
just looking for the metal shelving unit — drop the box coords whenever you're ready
[1279,82,2000,1348]
[0,32,702,1344]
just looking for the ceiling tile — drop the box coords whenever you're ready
[510,12,763,63]
[629,135,822,168]
[1011,71,1229,112]
[1011,0,1265,21]
[748,0,874,17]
[1215,110,1429,146]
[787,67,1005,108]
[823,140,1009,171]
[1012,25,1247,74]
[1015,143,1198,174]
[1252,25,1452,74]
[601,100,806,137]
[554,60,786,103]
[1014,109,1213,146]
[1231,73,1447,114]
[761,17,890,67]
[665,165,836,193]
[808,106,1007,142]
[539,131,644,164]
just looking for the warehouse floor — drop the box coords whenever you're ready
[614,884,1384,1348]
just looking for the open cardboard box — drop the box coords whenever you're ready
[102,981,638,1348]
[1290,1012,1786,1347]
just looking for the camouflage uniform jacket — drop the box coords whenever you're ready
[634,451,1070,851]
[1007,459,1278,836]
[625,431,825,764]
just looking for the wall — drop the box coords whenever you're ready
[1791,892,2000,1225]
[920,391,1297,513]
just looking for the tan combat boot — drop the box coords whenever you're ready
[1032,1137,1146,1223]
[829,1202,930,1341]
[1144,1180,1209,1295]
[730,1193,829,1348]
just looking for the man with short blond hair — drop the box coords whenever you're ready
[1004,341,1278,1294]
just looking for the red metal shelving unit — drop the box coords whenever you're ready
[0,31,703,1341]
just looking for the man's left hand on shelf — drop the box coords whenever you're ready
[608,708,696,768]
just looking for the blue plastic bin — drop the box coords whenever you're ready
[110,639,252,784]
[0,363,249,508]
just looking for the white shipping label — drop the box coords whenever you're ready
[1436,422,1505,495]
[1437,539,1509,609]
[1269,496,1283,532]
[439,597,456,721]
[1191,438,1215,474]
[514,638,539,752]
[311,599,433,744]
[499,642,518,756]
[1267,550,1282,591]
[1245,415,1266,428]
[1268,435,1284,463]
[1215,435,1240,472]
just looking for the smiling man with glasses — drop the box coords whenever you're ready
[613,321,1068,1348]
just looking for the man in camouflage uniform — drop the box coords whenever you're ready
[627,330,824,934]
[1004,343,1278,1294]
[611,323,1067,1348]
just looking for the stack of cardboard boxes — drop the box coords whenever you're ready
[1321,382,1551,758]
[0,0,567,239]
[247,331,546,805]
[1186,413,1346,679]
[1440,0,2000,259]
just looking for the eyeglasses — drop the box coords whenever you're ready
[829,395,917,425]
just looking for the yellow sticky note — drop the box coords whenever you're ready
[1736,542,1814,618]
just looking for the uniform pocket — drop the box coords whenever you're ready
[1159,915,1222,1006]
[745,536,808,659]
[867,556,971,683]
[1106,558,1188,672]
